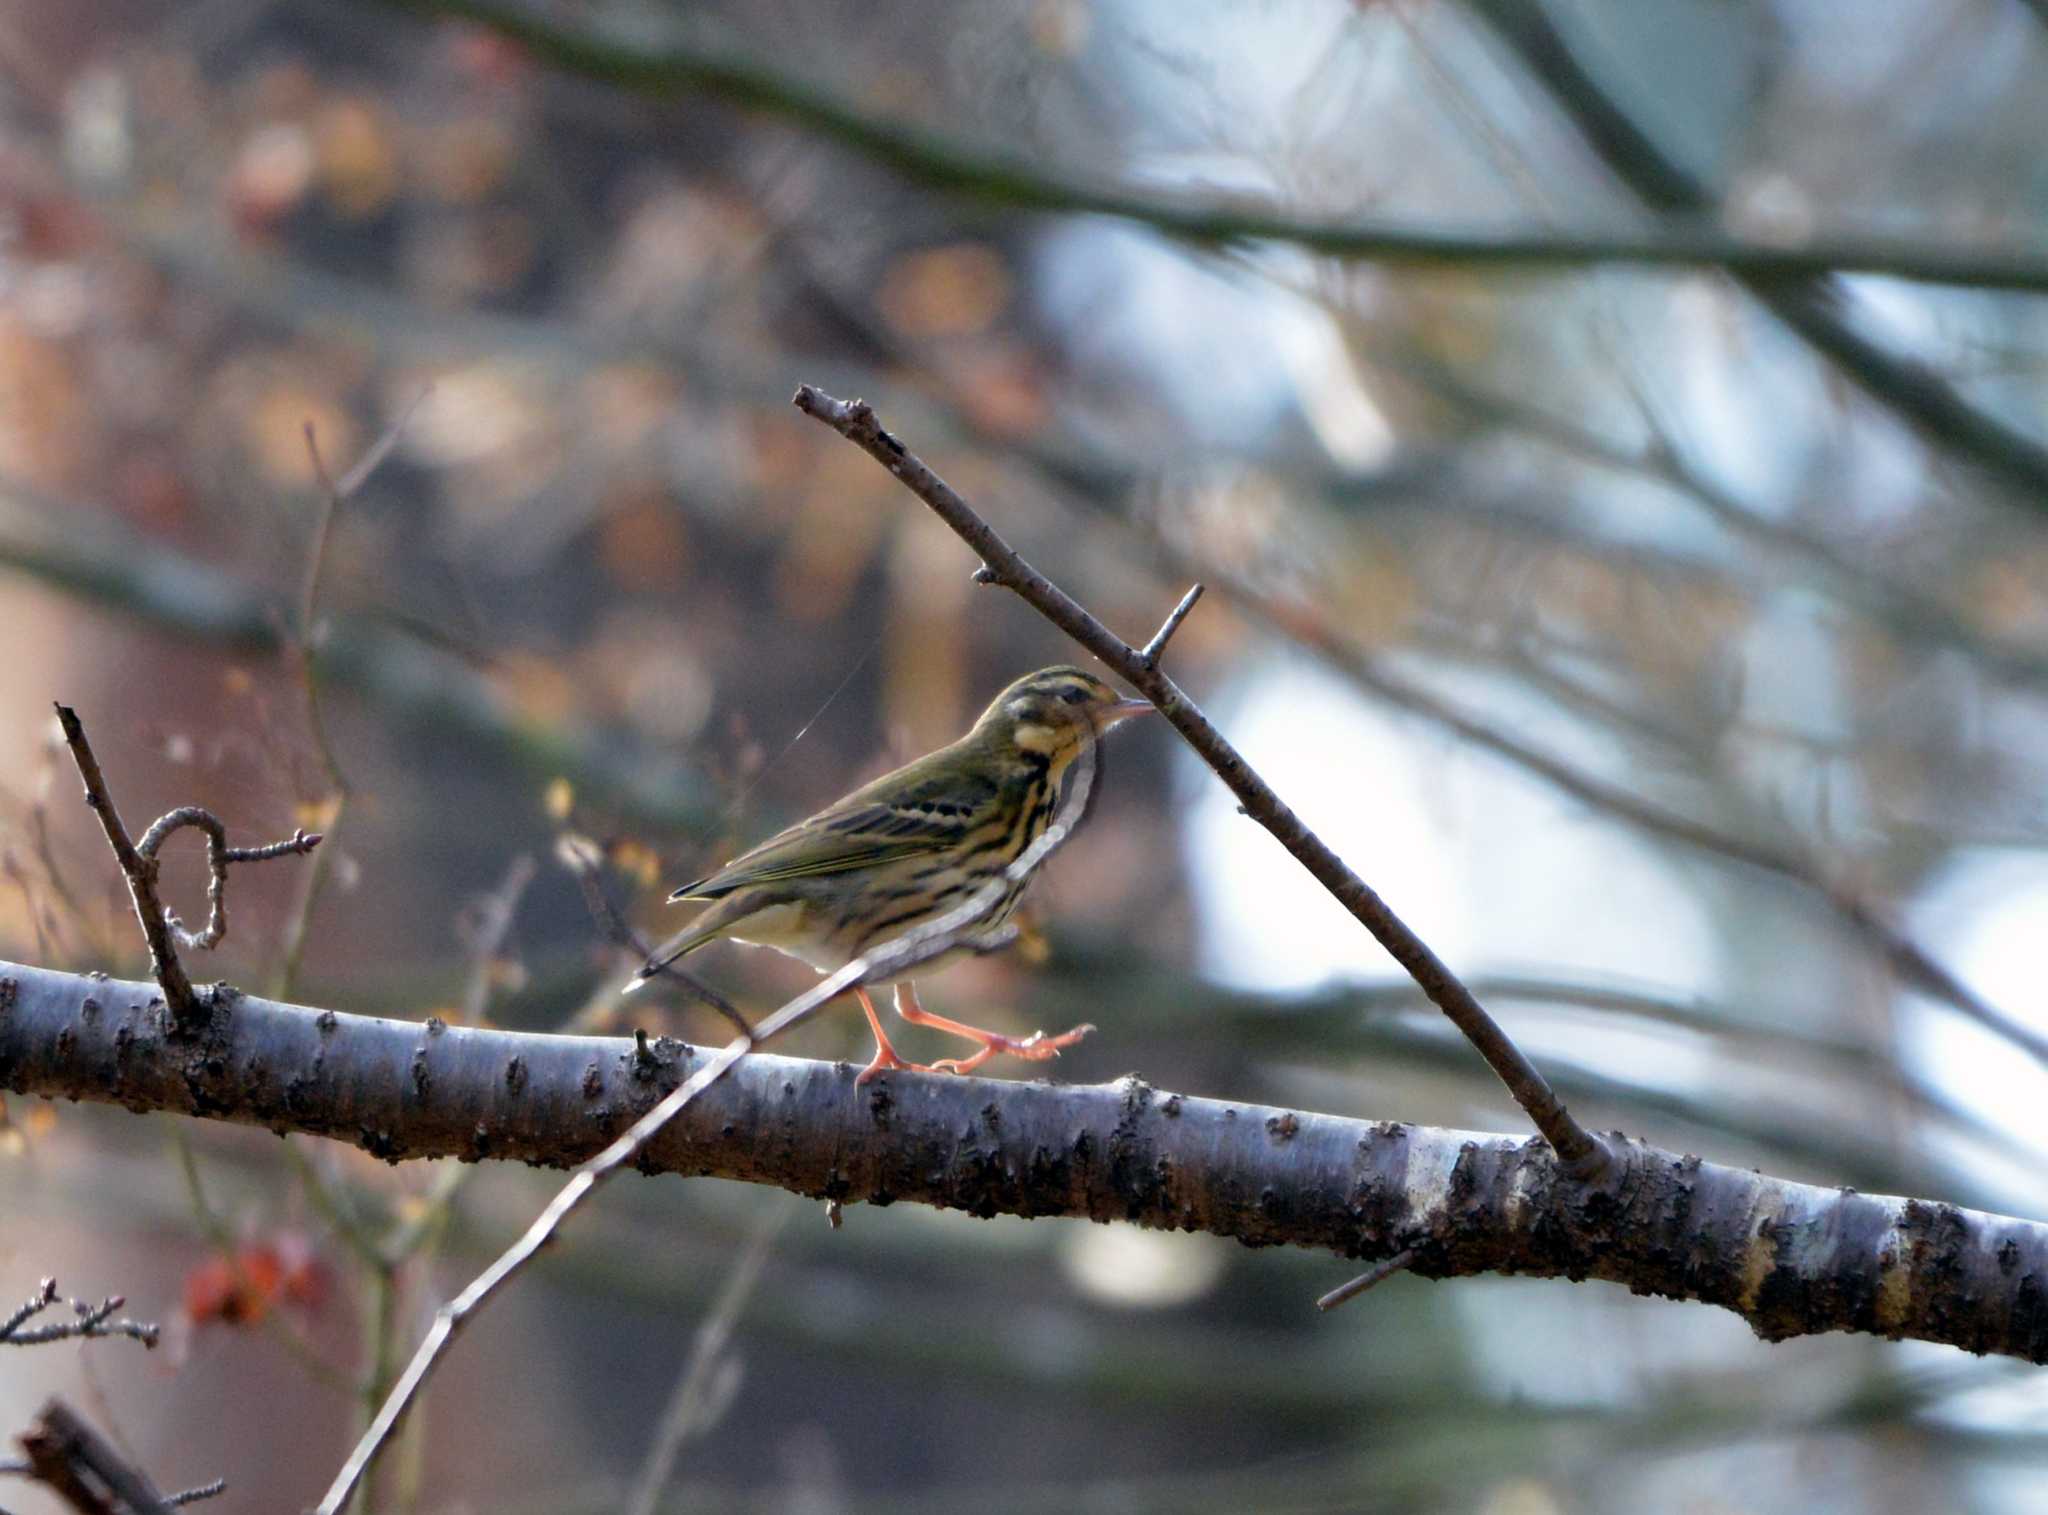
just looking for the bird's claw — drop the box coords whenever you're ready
[928,1023,1097,1075]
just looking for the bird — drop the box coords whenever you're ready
[627,666,1152,1083]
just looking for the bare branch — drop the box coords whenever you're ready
[0,1281,157,1351]
[456,853,537,1025]
[1464,0,2048,516]
[383,0,2048,295]
[52,706,197,1026]
[626,1209,785,1515]
[4,958,2046,1367]
[555,833,753,1037]
[52,707,323,1029]
[790,384,1606,1179]
[0,481,717,832]
[1138,582,1204,667]
[1192,563,2048,1075]
[314,740,1102,1513]
[133,808,320,952]
[15,1399,212,1515]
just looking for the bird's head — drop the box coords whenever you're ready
[970,666,1153,771]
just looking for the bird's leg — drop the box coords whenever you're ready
[892,982,1095,1075]
[853,986,941,1085]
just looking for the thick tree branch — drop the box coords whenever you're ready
[3,959,2046,1364]
[385,0,2048,295]
[791,384,1608,1178]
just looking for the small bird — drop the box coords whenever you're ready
[629,666,1152,1083]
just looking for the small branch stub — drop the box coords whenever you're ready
[1316,1249,1418,1312]
[1140,583,1204,667]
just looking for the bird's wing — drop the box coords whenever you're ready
[670,755,988,900]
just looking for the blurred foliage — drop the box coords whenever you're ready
[3,1,2048,1512]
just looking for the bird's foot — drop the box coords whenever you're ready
[855,1042,945,1086]
[929,1023,1096,1076]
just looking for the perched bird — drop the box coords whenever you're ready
[629,666,1152,1083]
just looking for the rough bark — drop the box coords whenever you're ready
[4,958,2044,1363]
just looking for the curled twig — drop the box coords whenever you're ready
[134,807,321,953]
[0,1280,158,1350]
[53,705,323,1029]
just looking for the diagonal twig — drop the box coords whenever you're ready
[792,385,1607,1179]
[554,833,753,1036]
[1316,1248,1418,1313]
[313,735,1103,1514]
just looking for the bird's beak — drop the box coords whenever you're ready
[1100,697,1155,728]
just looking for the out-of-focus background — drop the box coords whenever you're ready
[3,2,2047,1510]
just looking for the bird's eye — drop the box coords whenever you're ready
[1060,686,1089,705]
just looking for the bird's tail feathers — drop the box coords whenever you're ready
[620,923,711,996]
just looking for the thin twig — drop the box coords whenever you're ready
[1200,563,2048,1074]
[0,1282,157,1351]
[1138,583,1204,667]
[27,736,102,961]
[556,832,753,1037]
[457,854,537,1025]
[163,1480,226,1508]
[52,706,197,1025]
[1464,0,2048,517]
[314,741,1102,1514]
[1316,1249,1417,1312]
[133,808,320,952]
[274,394,426,1004]
[626,1208,787,1515]
[351,854,536,1513]
[791,385,1607,1179]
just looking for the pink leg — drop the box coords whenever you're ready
[853,986,940,1085]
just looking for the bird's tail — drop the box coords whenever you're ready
[620,923,711,996]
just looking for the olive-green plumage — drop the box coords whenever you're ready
[629,666,1148,1081]
[635,666,1147,983]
